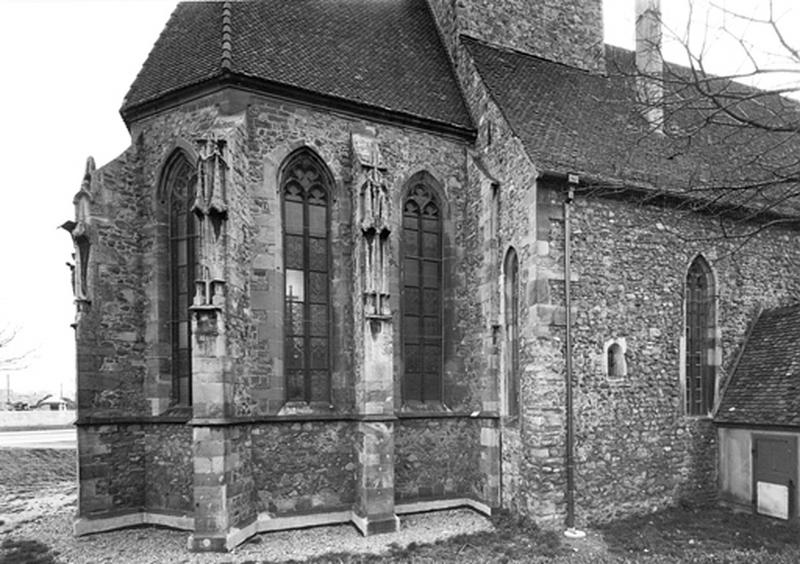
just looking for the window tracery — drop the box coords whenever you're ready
[282,152,331,403]
[402,181,443,403]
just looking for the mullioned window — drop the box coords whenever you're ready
[281,151,332,403]
[165,152,198,406]
[402,181,443,403]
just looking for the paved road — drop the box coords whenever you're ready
[0,428,77,449]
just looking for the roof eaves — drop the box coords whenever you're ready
[715,421,800,431]
[120,72,225,127]
[462,33,593,76]
[538,165,800,226]
[120,72,477,141]
[230,72,477,140]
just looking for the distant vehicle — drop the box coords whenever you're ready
[11,401,29,411]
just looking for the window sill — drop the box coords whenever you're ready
[399,401,450,414]
[683,413,714,420]
[396,408,499,420]
[75,412,192,426]
[502,414,520,427]
[278,401,336,416]
[160,404,193,418]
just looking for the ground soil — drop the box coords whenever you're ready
[1,448,799,563]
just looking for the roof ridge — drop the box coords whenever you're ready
[221,1,232,71]
[606,42,800,105]
[760,302,800,317]
[460,33,594,76]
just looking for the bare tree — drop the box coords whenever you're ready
[0,326,32,408]
[603,0,800,243]
[0,326,29,372]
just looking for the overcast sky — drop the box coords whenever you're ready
[0,0,797,397]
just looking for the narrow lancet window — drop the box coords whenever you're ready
[282,151,331,403]
[402,181,443,403]
[685,255,716,415]
[504,247,519,416]
[166,153,198,406]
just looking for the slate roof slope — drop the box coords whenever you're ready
[122,0,473,132]
[463,36,800,216]
[716,305,800,427]
[123,3,224,111]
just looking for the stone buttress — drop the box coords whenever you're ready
[350,130,399,534]
[185,133,256,551]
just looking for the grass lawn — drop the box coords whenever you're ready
[290,507,800,563]
[0,448,76,491]
[0,448,77,564]
[602,504,800,559]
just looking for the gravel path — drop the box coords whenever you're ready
[1,483,493,563]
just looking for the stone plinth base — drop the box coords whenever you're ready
[187,520,256,552]
[74,510,194,536]
[351,512,400,536]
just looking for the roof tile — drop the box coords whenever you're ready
[716,305,800,427]
[464,36,800,216]
[124,3,223,109]
[123,1,473,131]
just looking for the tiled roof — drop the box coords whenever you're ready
[122,0,473,132]
[715,305,800,427]
[123,3,224,111]
[464,36,800,217]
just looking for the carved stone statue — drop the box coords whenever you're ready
[352,133,391,318]
[361,166,389,235]
[61,156,95,326]
[191,135,229,310]
[193,136,228,228]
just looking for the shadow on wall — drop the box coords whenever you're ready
[678,420,718,507]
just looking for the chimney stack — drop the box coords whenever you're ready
[635,0,663,131]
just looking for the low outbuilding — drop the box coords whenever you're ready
[716,305,800,521]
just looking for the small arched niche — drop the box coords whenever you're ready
[604,338,627,380]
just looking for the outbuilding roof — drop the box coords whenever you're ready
[715,305,800,428]
[122,0,474,134]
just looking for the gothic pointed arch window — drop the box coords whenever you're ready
[281,150,331,403]
[685,255,716,416]
[164,152,198,406]
[402,179,443,403]
[504,247,519,416]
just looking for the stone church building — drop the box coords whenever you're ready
[65,0,800,551]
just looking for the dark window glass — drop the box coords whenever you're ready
[504,248,519,416]
[282,152,331,402]
[685,256,715,415]
[167,154,198,406]
[403,182,442,403]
